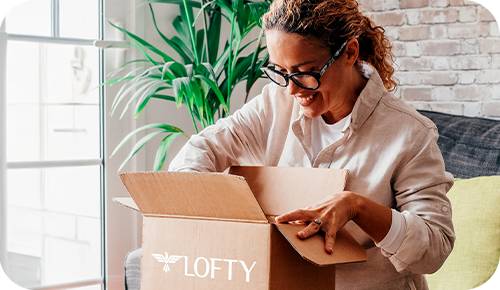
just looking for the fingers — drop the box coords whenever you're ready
[297,220,321,239]
[324,230,337,254]
[275,209,315,223]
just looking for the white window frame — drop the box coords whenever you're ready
[0,0,144,289]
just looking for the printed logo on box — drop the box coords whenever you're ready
[152,252,257,282]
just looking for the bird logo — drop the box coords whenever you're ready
[152,252,183,273]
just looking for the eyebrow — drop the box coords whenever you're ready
[268,58,317,69]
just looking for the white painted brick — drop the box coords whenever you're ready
[483,102,500,117]
[449,55,490,69]
[490,22,500,37]
[399,26,431,41]
[405,10,421,25]
[460,39,480,54]
[430,0,449,8]
[429,102,464,115]
[402,86,433,100]
[399,57,432,70]
[449,0,464,6]
[463,0,478,6]
[371,11,405,26]
[423,72,458,85]
[384,26,399,40]
[492,54,500,69]
[481,22,491,36]
[458,6,478,22]
[405,42,422,56]
[400,0,429,9]
[421,40,460,55]
[360,0,385,12]
[432,57,450,70]
[430,25,448,38]
[478,38,500,53]
[432,86,454,101]
[407,102,431,111]
[384,0,400,10]
[463,102,483,117]
[478,5,497,21]
[477,69,500,84]
[395,72,423,85]
[393,87,402,99]
[421,9,458,24]
[453,85,491,100]
[392,41,406,56]
[448,22,489,38]
[458,71,477,84]
[491,85,500,99]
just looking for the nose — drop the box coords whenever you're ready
[287,79,304,96]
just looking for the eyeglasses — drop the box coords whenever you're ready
[260,40,349,90]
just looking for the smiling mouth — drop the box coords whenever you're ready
[295,92,317,104]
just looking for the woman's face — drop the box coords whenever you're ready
[265,30,360,124]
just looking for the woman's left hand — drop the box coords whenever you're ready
[275,191,392,254]
[275,191,358,254]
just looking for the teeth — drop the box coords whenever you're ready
[297,95,314,102]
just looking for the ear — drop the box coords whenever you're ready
[343,38,359,68]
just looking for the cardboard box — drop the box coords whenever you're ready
[115,166,367,290]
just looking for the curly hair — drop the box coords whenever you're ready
[262,0,397,92]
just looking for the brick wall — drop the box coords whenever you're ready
[359,0,500,119]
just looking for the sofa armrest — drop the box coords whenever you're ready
[124,248,142,290]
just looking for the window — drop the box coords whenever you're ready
[2,0,103,289]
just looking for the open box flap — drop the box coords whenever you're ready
[275,223,367,266]
[114,197,140,212]
[228,166,349,216]
[229,166,366,265]
[119,171,267,222]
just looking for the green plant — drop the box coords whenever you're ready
[105,0,270,171]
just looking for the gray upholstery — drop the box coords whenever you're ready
[124,248,141,290]
[418,110,500,179]
[123,110,500,289]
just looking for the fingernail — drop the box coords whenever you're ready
[327,247,333,253]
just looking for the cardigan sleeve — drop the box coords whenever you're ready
[168,85,274,173]
[384,126,455,274]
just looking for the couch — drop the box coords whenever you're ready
[123,110,500,290]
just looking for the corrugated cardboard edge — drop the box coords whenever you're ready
[114,197,140,212]
[118,171,268,223]
[229,166,365,266]
[274,223,367,267]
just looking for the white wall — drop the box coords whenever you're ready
[103,0,146,289]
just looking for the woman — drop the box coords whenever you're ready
[169,0,455,288]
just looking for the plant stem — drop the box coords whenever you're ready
[182,0,199,65]
[201,0,210,63]
[187,105,199,134]
[245,28,265,104]
[227,13,235,113]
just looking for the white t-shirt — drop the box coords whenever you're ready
[311,113,406,255]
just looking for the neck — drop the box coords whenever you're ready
[322,68,368,124]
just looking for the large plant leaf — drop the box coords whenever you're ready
[172,15,193,56]
[112,123,186,157]
[109,21,174,64]
[148,4,193,64]
[153,132,185,171]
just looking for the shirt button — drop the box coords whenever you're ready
[442,206,449,213]
[353,123,358,130]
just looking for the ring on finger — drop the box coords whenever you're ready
[313,219,322,227]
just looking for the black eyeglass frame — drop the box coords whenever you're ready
[260,39,349,90]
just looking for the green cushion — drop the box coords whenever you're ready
[426,176,500,290]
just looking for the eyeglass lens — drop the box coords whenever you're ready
[263,69,319,89]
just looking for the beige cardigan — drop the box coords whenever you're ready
[169,70,455,290]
